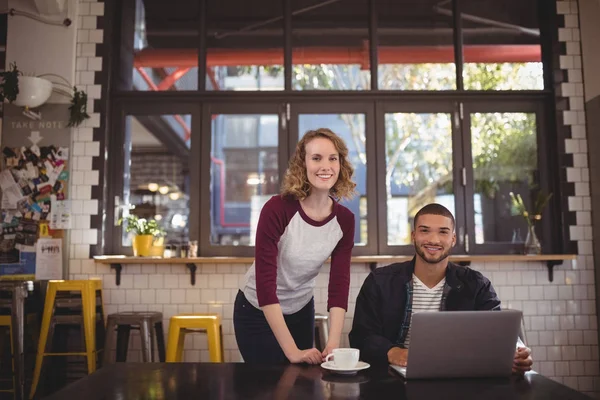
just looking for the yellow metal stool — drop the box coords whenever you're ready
[29,280,104,399]
[0,315,15,398]
[166,314,223,363]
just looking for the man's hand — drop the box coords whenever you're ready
[388,347,409,367]
[513,346,533,374]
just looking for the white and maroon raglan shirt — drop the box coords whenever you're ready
[241,195,355,314]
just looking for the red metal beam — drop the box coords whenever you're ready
[134,67,191,140]
[134,45,541,68]
[156,67,191,90]
[135,67,246,228]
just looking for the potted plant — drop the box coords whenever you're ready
[0,62,21,103]
[2,67,91,127]
[118,214,165,257]
[509,190,553,255]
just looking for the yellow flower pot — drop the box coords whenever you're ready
[132,235,154,257]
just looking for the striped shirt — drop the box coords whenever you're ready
[403,274,445,348]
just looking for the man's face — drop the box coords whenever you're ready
[412,214,456,264]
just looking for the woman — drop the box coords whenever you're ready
[234,128,356,365]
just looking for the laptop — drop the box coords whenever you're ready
[390,310,522,379]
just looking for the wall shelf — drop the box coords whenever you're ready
[94,254,576,285]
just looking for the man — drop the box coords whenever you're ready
[349,203,533,374]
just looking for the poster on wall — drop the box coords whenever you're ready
[0,104,71,279]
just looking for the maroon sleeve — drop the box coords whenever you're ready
[255,196,290,307]
[327,206,355,311]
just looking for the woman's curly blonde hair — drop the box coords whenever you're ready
[281,128,357,201]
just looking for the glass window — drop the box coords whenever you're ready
[471,112,538,244]
[121,0,199,91]
[462,0,543,90]
[378,0,456,90]
[292,0,370,90]
[298,114,367,245]
[122,114,192,249]
[210,114,280,246]
[206,0,284,91]
[385,113,454,245]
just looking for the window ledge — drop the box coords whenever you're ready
[94,254,576,286]
[93,254,575,264]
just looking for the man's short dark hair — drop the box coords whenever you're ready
[413,203,455,230]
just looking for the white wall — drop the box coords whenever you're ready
[6,0,78,103]
[579,0,600,100]
[4,0,103,274]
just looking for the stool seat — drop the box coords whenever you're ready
[166,314,223,363]
[103,311,166,365]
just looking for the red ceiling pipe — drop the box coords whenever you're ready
[134,45,541,68]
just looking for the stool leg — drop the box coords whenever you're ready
[176,330,186,362]
[30,285,57,399]
[149,324,156,362]
[206,323,223,363]
[95,289,106,368]
[81,285,97,374]
[139,320,152,363]
[102,318,117,366]
[155,322,166,362]
[165,323,180,362]
[115,326,131,362]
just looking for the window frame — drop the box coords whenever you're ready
[375,100,467,255]
[100,0,569,257]
[106,99,201,256]
[199,102,288,257]
[461,99,557,255]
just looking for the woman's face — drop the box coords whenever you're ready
[304,137,340,194]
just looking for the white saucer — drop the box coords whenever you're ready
[320,360,370,375]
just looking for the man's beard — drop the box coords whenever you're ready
[414,242,451,264]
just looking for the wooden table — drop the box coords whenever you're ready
[44,363,592,400]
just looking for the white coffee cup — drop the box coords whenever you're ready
[325,348,360,369]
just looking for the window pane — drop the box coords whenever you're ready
[121,0,199,91]
[471,112,538,244]
[462,0,543,90]
[293,0,370,90]
[206,0,284,91]
[122,114,191,248]
[385,113,454,245]
[210,114,279,245]
[298,114,367,245]
[378,0,456,90]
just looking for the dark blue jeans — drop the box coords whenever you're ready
[233,290,315,364]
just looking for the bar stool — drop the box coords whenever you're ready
[0,281,28,400]
[314,313,329,351]
[166,314,223,363]
[103,311,166,364]
[0,311,39,399]
[29,280,104,399]
[0,314,15,398]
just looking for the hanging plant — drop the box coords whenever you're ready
[67,86,90,127]
[0,62,21,103]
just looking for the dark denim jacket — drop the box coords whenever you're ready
[348,257,501,365]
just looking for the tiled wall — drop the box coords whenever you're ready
[81,259,600,397]
[69,0,103,262]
